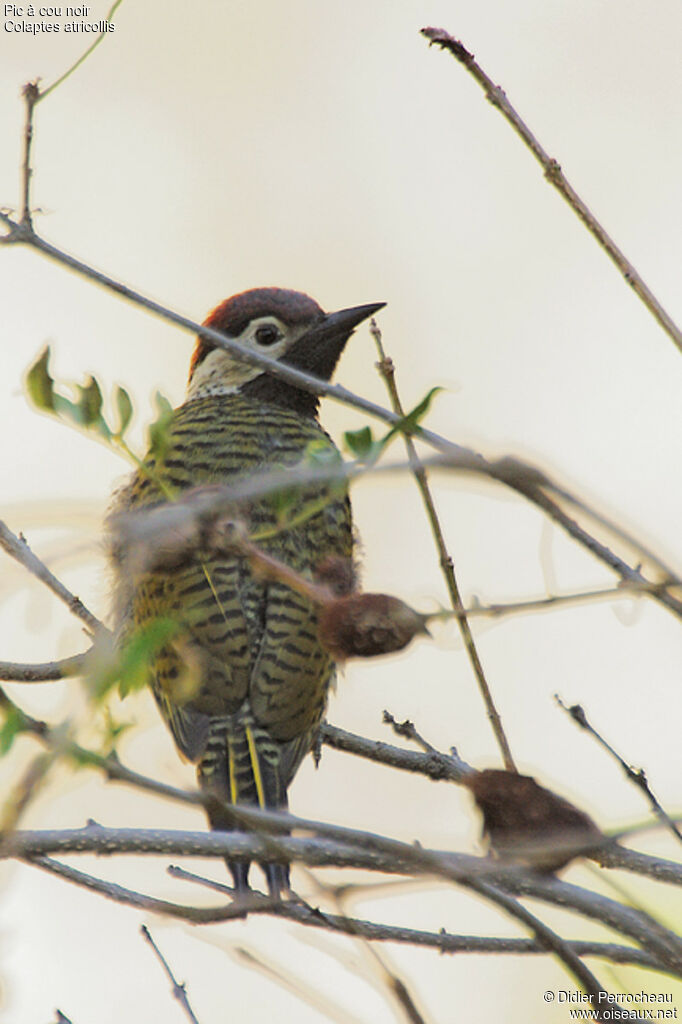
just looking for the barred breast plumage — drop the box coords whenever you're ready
[108,287,383,894]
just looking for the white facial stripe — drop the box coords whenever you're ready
[186,315,311,400]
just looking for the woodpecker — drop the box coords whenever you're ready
[108,287,383,895]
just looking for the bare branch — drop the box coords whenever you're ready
[28,854,278,923]
[421,27,682,357]
[141,925,201,1024]
[22,854,674,976]
[3,689,678,891]
[556,697,682,844]
[19,82,39,229]
[372,321,515,771]
[8,824,682,974]
[0,520,106,636]
[170,863,667,969]
[0,652,89,682]
[468,877,633,1021]
[320,722,471,781]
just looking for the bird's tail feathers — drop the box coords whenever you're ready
[198,712,290,894]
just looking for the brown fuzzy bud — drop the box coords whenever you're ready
[314,555,358,596]
[463,769,603,873]
[318,592,430,660]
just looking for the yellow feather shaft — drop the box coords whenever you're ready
[226,733,238,804]
[245,723,266,808]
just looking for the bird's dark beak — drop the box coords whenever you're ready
[317,302,386,340]
[285,301,386,381]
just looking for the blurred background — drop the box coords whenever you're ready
[1,1,681,1021]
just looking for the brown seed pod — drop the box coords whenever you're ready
[318,592,430,660]
[463,768,604,873]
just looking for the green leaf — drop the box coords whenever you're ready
[53,392,87,427]
[344,426,373,457]
[26,350,114,441]
[390,386,443,438]
[148,391,175,461]
[77,375,103,425]
[91,617,178,701]
[0,705,26,755]
[114,385,134,438]
[343,425,385,464]
[25,346,56,411]
[117,617,178,699]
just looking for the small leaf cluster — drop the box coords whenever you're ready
[25,346,173,463]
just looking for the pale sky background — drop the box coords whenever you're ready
[1,2,681,1022]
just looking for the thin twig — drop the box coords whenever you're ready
[1,188,681,622]
[460,580,676,618]
[421,27,682,357]
[371,322,515,770]
[141,925,201,1024]
[20,82,39,228]
[2,691,677,887]
[556,696,682,844]
[309,869,431,1024]
[467,877,631,1022]
[1,79,680,613]
[38,1,123,103]
[105,444,682,622]
[8,824,682,973]
[320,721,471,781]
[21,856,677,976]
[0,579,667,687]
[0,520,106,636]
[382,711,441,755]
[28,854,278,923]
[169,864,665,969]
[0,749,56,835]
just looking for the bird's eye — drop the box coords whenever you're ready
[254,324,281,347]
